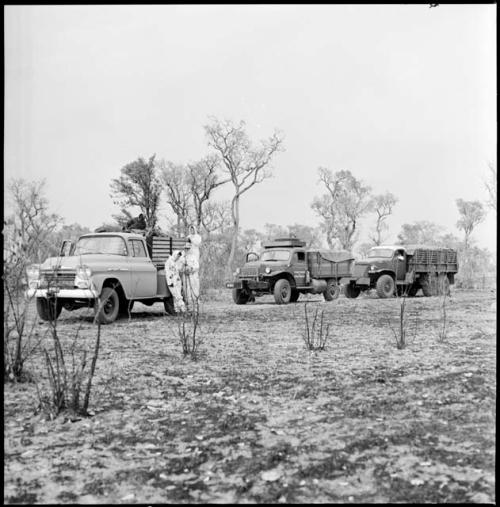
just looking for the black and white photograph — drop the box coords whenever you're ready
[3,4,496,504]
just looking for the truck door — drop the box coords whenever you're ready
[128,238,158,298]
[394,249,406,281]
[293,250,307,286]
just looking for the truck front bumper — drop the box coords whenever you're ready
[339,277,370,286]
[226,279,270,291]
[27,288,99,299]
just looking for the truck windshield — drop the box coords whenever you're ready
[367,247,395,258]
[74,236,127,256]
[260,250,291,262]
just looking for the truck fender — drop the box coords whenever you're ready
[270,271,296,288]
[90,274,130,299]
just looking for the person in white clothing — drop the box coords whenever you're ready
[164,250,186,313]
[181,225,202,310]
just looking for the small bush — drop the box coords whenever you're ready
[35,299,102,420]
[302,302,330,351]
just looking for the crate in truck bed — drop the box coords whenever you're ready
[151,236,187,268]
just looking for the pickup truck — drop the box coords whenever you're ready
[226,237,354,304]
[26,231,186,324]
[340,244,458,298]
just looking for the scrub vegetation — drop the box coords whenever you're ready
[4,288,495,504]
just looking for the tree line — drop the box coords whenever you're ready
[3,117,496,291]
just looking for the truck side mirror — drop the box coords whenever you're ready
[60,240,73,257]
[397,255,405,261]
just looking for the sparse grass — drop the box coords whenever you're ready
[3,289,496,504]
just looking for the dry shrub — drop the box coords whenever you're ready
[302,302,330,351]
[35,299,102,420]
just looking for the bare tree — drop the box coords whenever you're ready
[456,199,486,287]
[158,160,193,235]
[187,154,229,228]
[204,117,284,279]
[370,192,398,245]
[397,220,445,245]
[200,200,232,235]
[110,154,162,229]
[4,178,62,381]
[456,199,485,250]
[484,161,497,212]
[311,168,372,250]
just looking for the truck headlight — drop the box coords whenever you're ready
[26,264,40,289]
[265,267,271,274]
[369,265,377,271]
[75,265,92,288]
[233,267,241,277]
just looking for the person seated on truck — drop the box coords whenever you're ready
[123,213,146,232]
[164,250,186,313]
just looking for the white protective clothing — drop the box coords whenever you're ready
[164,251,186,313]
[182,228,202,310]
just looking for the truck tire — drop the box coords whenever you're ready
[164,296,176,315]
[420,274,437,297]
[408,284,419,297]
[274,279,292,304]
[376,274,395,298]
[344,284,360,299]
[290,289,300,302]
[323,279,340,301]
[119,299,135,316]
[94,287,120,324]
[36,297,62,321]
[232,288,249,305]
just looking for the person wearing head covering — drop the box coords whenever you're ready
[164,250,186,313]
[181,225,202,310]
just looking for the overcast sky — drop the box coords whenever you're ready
[4,4,497,253]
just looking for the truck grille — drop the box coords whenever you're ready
[40,270,76,289]
[240,267,258,278]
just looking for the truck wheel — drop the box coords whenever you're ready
[376,275,395,298]
[420,274,437,297]
[408,284,419,297]
[323,279,340,301]
[290,289,300,302]
[36,297,62,321]
[119,299,135,316]
[94,287,120,324]
[344,284,360,299]
[274,279,291,304]
[164,296,176,315]
[232,288,249,305]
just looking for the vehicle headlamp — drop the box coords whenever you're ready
[75,265,92,288]
[265,267,271,274]
[235,267,241,275]
[76,265,92,278]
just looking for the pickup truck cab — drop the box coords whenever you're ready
[26,231,186,324]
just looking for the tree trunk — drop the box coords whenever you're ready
[225,195,239,281]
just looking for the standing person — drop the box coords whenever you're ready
[164,251,186,313]
[182,225,202,310]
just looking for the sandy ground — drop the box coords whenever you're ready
[4,288,496,503]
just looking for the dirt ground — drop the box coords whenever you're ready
[4,288,496,504]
